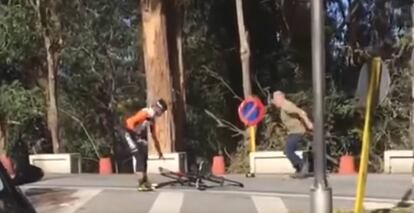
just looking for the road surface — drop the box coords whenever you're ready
[20,173,412,213]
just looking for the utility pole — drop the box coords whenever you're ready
[310,0,333,212]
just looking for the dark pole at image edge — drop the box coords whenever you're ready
[310,0,333,212]
[311,0,327,188]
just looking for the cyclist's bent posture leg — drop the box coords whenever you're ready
[133,140,149,187]
[124,131,150,188]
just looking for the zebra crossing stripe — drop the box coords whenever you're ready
[148,192,184,213]
[251,196,288,213]
[363,202,395,210]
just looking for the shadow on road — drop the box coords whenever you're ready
[395,188,412,208]
[369,188,413,213]
[25,188,78,207]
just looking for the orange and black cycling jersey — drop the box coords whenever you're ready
[125,108,154,137]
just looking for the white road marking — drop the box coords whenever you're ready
[21,184,412,205]
[204,189,412,204]
[56,189,101,213]
[148,192,184,213]
[251,196,288,213]
[363,202,395,210]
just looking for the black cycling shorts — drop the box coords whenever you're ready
[123,130,149,172]
[132,141,148,172]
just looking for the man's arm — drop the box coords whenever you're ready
[298,109,313,130]
[284,101,313,130]
[150,124,164,159]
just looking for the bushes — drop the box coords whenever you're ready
[0,81,45,155]
[225,68,411,173]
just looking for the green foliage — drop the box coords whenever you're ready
[0,0,412,173]
[57,0,141,162]
[0,81,44,124]
[0,3,40,64]
[0,81,44,153]
[366,61,411,172]
[184,38,231,157]
[182,1,240,160]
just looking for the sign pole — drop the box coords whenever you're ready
[247,125,256,177]
[310,0,332,212]
[353,57,381,213]
[250,126,256,152]
[238,97,265,178]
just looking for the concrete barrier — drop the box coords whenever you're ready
[29,153,82,174]
[133,152,187,174]
[249,151,303,174]
[384,150,414,173]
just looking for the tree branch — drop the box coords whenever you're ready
[391,40,410,60]
[201,65,243,101]
[6,120,21,125]
[59,108,101,158]
[334,0,346,23]
[253,74,271,104]
[276,0,290,41]
[102,44,117,111]
[204,109,245,138]
[334,1,360,37]
[28,0,37,11]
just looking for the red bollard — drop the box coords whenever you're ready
[99,157,113,175]
[211,155,225,175]
[338,155,356,175]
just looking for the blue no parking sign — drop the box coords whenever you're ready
[238,96,265,126]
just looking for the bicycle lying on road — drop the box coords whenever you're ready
[154,160,244,191]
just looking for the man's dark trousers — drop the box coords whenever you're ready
[284,133,304,172]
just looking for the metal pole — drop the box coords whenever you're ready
[310,0,333,212]
[353,58,381,213]
[250,126,256,152]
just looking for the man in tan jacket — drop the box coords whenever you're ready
[272,91,313,178]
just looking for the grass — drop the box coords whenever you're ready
[288,207,413,213]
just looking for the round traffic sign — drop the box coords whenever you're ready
[238,96,265,126]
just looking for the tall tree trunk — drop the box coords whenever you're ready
[411,1,414,202]
[235,0,252,98]
[44,36,60,154]
[235,0,252,154]
[140,0,176,154]
[32,0,62,153]
[166,1,186,152]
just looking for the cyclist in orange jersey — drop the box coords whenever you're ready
[123,99,167,190]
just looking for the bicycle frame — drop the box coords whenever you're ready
[155,161,244,191]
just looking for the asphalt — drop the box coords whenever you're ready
[22,173,413,200]
[19,173,414,213]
